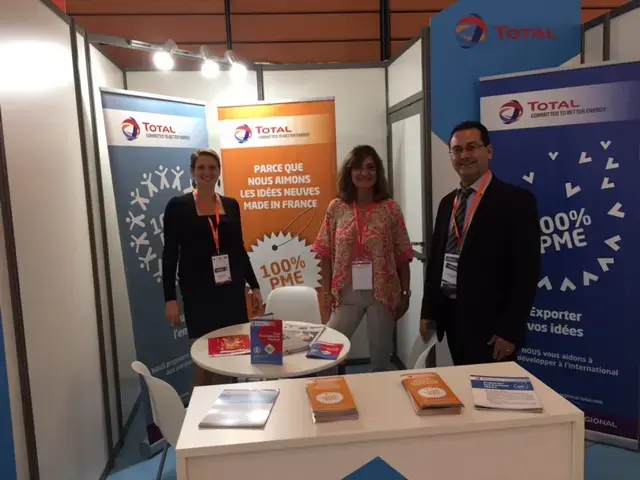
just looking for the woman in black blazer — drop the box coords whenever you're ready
[162,148,262,386]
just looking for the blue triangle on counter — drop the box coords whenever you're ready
[342,456,408,479]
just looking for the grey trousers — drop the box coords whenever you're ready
[328,285,395,371]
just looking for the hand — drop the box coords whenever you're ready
[395,297,410,321]
[165,300,181,327]
[251,289,263,312]
[487,335,515,361]
[323,292,336,318]
[419,319,429,343]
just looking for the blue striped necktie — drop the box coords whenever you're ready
[446,187,473,254]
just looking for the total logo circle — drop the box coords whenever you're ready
[234,124,252,144]
[456,13,488,49]
[121,117,141,141]
[316,392,344,405]
[418,387,447,399]
[499,100,524,125]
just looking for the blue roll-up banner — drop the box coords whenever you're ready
[0,310,16,480]
[480,62,640,446]
[100,89,209,443]
[429,0,581,163]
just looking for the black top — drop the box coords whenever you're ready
[162,193,260,301]
[421,176,540,348]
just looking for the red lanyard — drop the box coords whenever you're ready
[353,203,374,256]
[194,189,221,253]
[452,171,491,247]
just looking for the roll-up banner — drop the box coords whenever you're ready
[217,99,337,318]
[0,310,16,480]
[480,62,640,449]
[429,0,581,192]
[100,89,209,444]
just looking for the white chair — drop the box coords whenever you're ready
[265,285,322,325]
[132,361,186,480]
[413,335,438,370]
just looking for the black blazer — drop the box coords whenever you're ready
[420,176,540,348]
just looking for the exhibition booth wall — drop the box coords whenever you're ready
[2,0,640,478]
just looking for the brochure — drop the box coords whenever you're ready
[250,314,283,365]
[208,335,250,357]
[401,372,463,416]
[283,323,326,354]
[470,375,543,412]
[198,388,280,429]
[306,341,344,360]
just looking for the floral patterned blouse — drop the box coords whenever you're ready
[312,198,413,311]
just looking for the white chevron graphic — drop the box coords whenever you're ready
[598,258,614,272]
[605,157,619,170]
[537,276,552,290]
[565,183,581,198]
[583,271,599,286]
[604,235,621,251]
[560,278,576,292]
[601,177,615,190]
[522,172,534,184]
[608,202,625,218]
[578,152,592,164]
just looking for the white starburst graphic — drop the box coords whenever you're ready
[247,232,321,300]
[532,140,624,292]
[125,165,193,283]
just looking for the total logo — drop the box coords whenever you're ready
[121,117,178,140]
[499,100,524,125]
[121,117,140,141]
[234,124,294,143]
[499,99,580,124]
[234,124,252,144]
[456,13,557,49]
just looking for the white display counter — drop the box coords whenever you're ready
[176,362,584,480]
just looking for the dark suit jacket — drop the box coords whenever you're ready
[420,176,540,348]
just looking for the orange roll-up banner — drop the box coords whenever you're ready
[217,99,337,322]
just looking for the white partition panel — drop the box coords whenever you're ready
[584,24,604,64]
[391,113,425,368]
[430,132,458,368]
[610,8,640,61]
[263,67,387,360]
[388,39,423,107]
[87,44,132,441]
[0,0,108,478]
[90,46,141,430]
[0,179,27,479]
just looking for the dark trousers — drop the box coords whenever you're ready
[443,298,517,366]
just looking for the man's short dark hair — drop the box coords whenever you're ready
[449,121,491,148]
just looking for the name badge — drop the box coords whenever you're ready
[441,253,459,290]
[352,261,373,291]
[212,254,232,285]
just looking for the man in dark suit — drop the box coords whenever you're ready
[420,121,540,365]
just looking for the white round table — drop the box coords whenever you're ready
[190,321,351,380]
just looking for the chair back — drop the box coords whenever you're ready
[412,335,438,370]
[131,361,186,446]
[265,286,322,325]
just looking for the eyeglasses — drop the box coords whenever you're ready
[449,143,485,157]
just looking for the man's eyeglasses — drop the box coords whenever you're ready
[449,143,485,157]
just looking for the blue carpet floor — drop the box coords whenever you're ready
[109,365,640,479]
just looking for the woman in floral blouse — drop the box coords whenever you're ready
[313,145,413,371]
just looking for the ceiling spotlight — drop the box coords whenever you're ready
[224,50,237,64]
[153,51,174,71]
[201,59,220,79]
[229,62,247,81]
[153,40,176,71]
